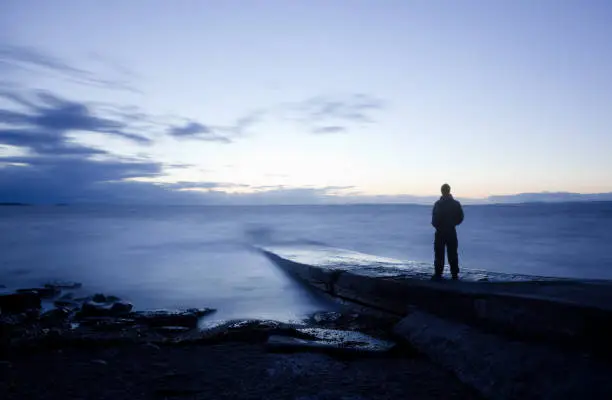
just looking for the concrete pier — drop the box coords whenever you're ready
[261,244,612,356]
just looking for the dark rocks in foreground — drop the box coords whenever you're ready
[16,287,61,299]
[267,327,396,356]
[45,281,82,290]
[394,310,612,400]
[131,309,215,329]
[0,292,41,314]
[78,300,134,318]
[0,343,477,400]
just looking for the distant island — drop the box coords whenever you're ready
[486,192,612,204]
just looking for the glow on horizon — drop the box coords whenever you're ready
[2,0,612,204]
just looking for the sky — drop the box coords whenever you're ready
[1,0,612,204]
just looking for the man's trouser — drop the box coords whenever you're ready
[434,228,459,276]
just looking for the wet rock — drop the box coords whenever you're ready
[312,311,342,323]
[77,300,134,318]
[195,319,312,345]
[58,292,74,300]
[16,287,60,299]
[143,342,160,350]
[44,281,82,290]
[0,292,41,314]
[131,308,215,329]
[156,326,191,334]
[40,308,72,327]
[267,328,395,355]
[54,299,81,310]
[184,308,216,318]
[77,317,137,331]
[110,301,133,314]
[92,293,107,303]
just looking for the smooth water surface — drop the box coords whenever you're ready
[1,203,611,321]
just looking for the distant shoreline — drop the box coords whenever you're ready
[1,200,612,207]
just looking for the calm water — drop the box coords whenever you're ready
[1,203,612,322]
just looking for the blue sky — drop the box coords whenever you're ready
[1,0,611,204]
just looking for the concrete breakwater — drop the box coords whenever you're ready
[261,244,612,399]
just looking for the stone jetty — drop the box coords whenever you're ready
[261,244,612,400]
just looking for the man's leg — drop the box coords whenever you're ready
[433,230,445,277]
[447,230,459,278]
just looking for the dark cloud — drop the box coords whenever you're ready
[0,45,141,93]
[169,122,211,137]
[312,126,347,134]
[0,90,152,153]
[167,121,231,143]
[302,94,383,122]
[0,128,105,156]
[0,155,164,203]
[287,93,384,134]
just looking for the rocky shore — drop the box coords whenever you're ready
[0,281,478,399]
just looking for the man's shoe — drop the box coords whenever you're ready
[451,274,459,281]
[431,274,443,281]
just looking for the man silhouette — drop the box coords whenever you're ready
[431,183,464,280]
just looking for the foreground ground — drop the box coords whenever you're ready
[0,342,479,399]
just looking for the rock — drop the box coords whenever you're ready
[92,293,106,303]
[110,301,133,314]
[90,359,107,366]
[0,292,41,314]
[312,311,342,323]
[106,295,120,302]
[78,300,134,318]
[40,308,72,327]
[197,319,315,344]
[143,342,160,350]
[156,326,191,334]
[58,292,74,300]
[393,310,612,400]
[54,299,81,310]
[16,287,60,299]
[44,281,82,290]
[183,308,216,318]
[77,317,136,331]
[131,309,214,329]
[266,328,395,356]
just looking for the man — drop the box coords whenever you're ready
[431,183,464,280]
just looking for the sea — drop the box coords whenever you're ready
[1,202,612,323]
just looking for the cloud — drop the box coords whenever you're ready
[167,121,231,143]
[0,155,165,203]
[286,93,384,134]
[312,126,347,134]
[0,45,141,93]
[0,90,152,153]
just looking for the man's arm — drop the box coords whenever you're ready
[431,202,440,228]
[455,202,464,226]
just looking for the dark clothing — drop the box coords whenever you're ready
[431,195,464,276]
[432,195,464,231]
[434,229,459,276]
